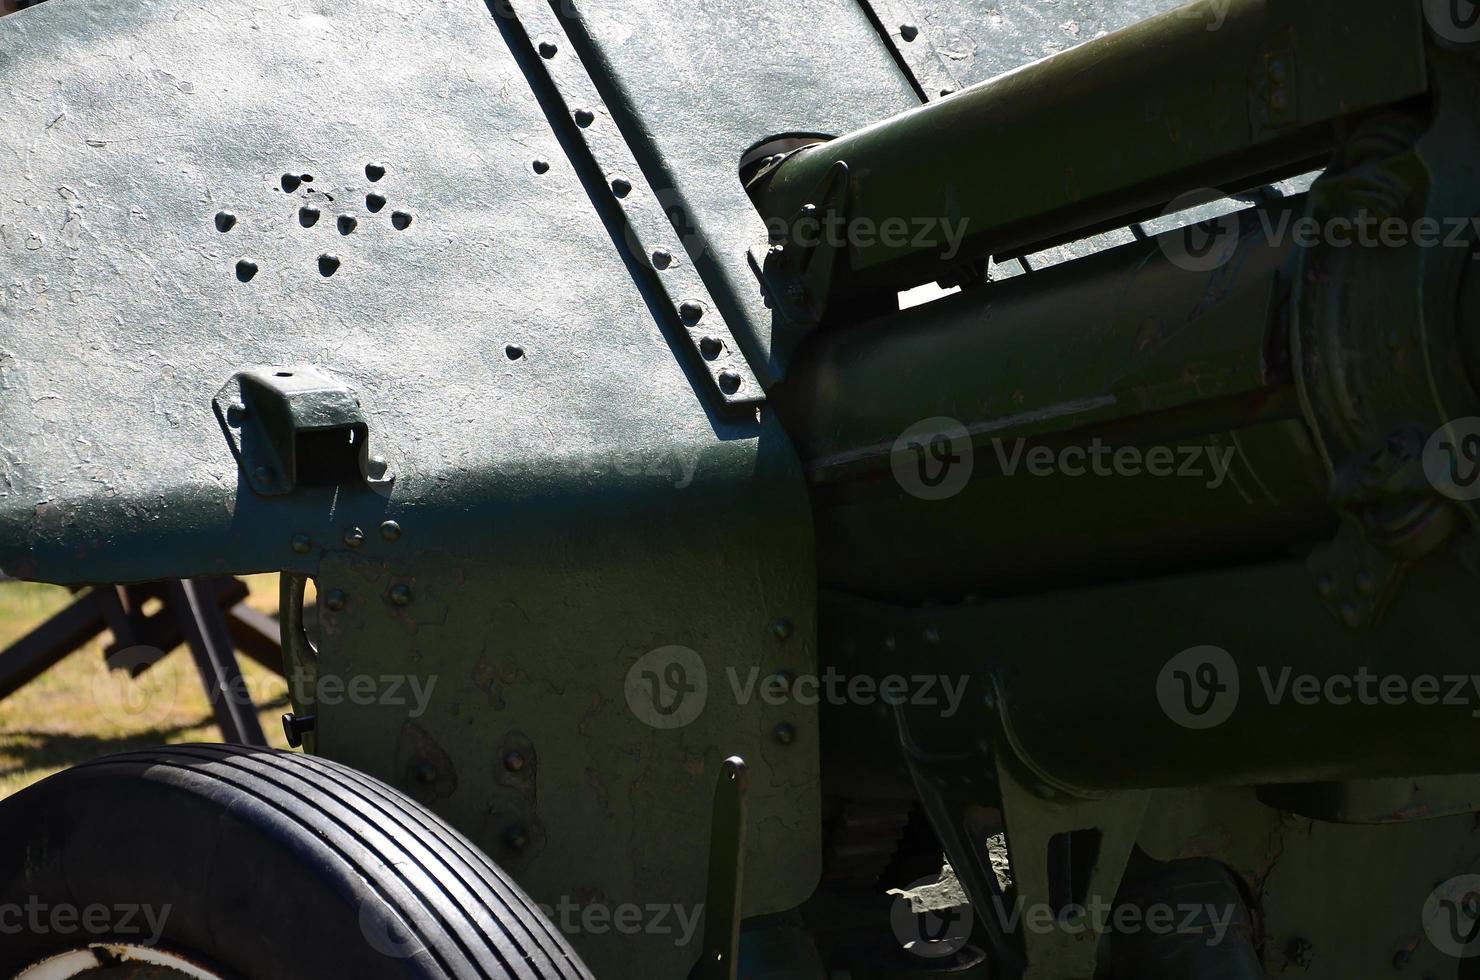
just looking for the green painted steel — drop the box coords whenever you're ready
[4,0,1480,978]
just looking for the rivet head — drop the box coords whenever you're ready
[235,258,259,283]
[505,824,530,850]
[770,617,793,641]
[225,402,248,426]
[380,520,402,542]
[718,370,741,395]
[538,40,558,58]
[573,108,595,128]
[214,210,237,232]
[900,22,920,41]
[343,526,365,548]
[290,532,312,555]
[365,162,387,182]
[679,300,705,325]
[773,722,796,746]
[505,343,525,360]
[414,759,437,784]
[924,626,940,645]
[532,159,550,174]
[1392,948,1411,969]
[1355,569,1376,597]
[318,253,341,277]
[699,336,723,360]
[324,589,347,612]
[389,583,413,606]
[652,249,674,270]
[1316,573,1337,599]
[503,750,527,772]
[611,177,632,198]
[253,466,273,485]
[299,205,320,227]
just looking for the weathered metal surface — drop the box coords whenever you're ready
[5,1,1480,978]
[0,0,819,975]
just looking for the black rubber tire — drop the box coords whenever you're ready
[0,743,592,979]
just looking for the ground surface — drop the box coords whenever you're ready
[0,575,292,798]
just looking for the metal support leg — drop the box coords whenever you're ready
[165,578,267,746]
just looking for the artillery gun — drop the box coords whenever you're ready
[2,0,1480,977]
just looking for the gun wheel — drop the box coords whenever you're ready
[0,745,592,980]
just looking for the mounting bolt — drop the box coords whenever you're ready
[380,520,402,542]
[503,750,527,773]
[323,589,347,612]
[290,532,312,555]
[773,722,796,746]
[281,712,316,748]
[679,300,705,325]
[505,824,530,850]
[389,583,413,606]
[343,526,365,548]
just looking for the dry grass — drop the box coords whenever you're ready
[0,575,292,799]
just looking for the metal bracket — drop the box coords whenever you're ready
[687,756,747,980]
[501,0,763,411]
[212,366,393,497]
[751,160,850,328]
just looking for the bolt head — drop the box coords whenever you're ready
[290,533,312,555]
[389,583,413,606]
[380,519,402,542]
[343,526,365,548]
[324,589,347,612]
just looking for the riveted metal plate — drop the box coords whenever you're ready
[502,0,761,411]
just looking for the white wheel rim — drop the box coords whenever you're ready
[15,945,224,980]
